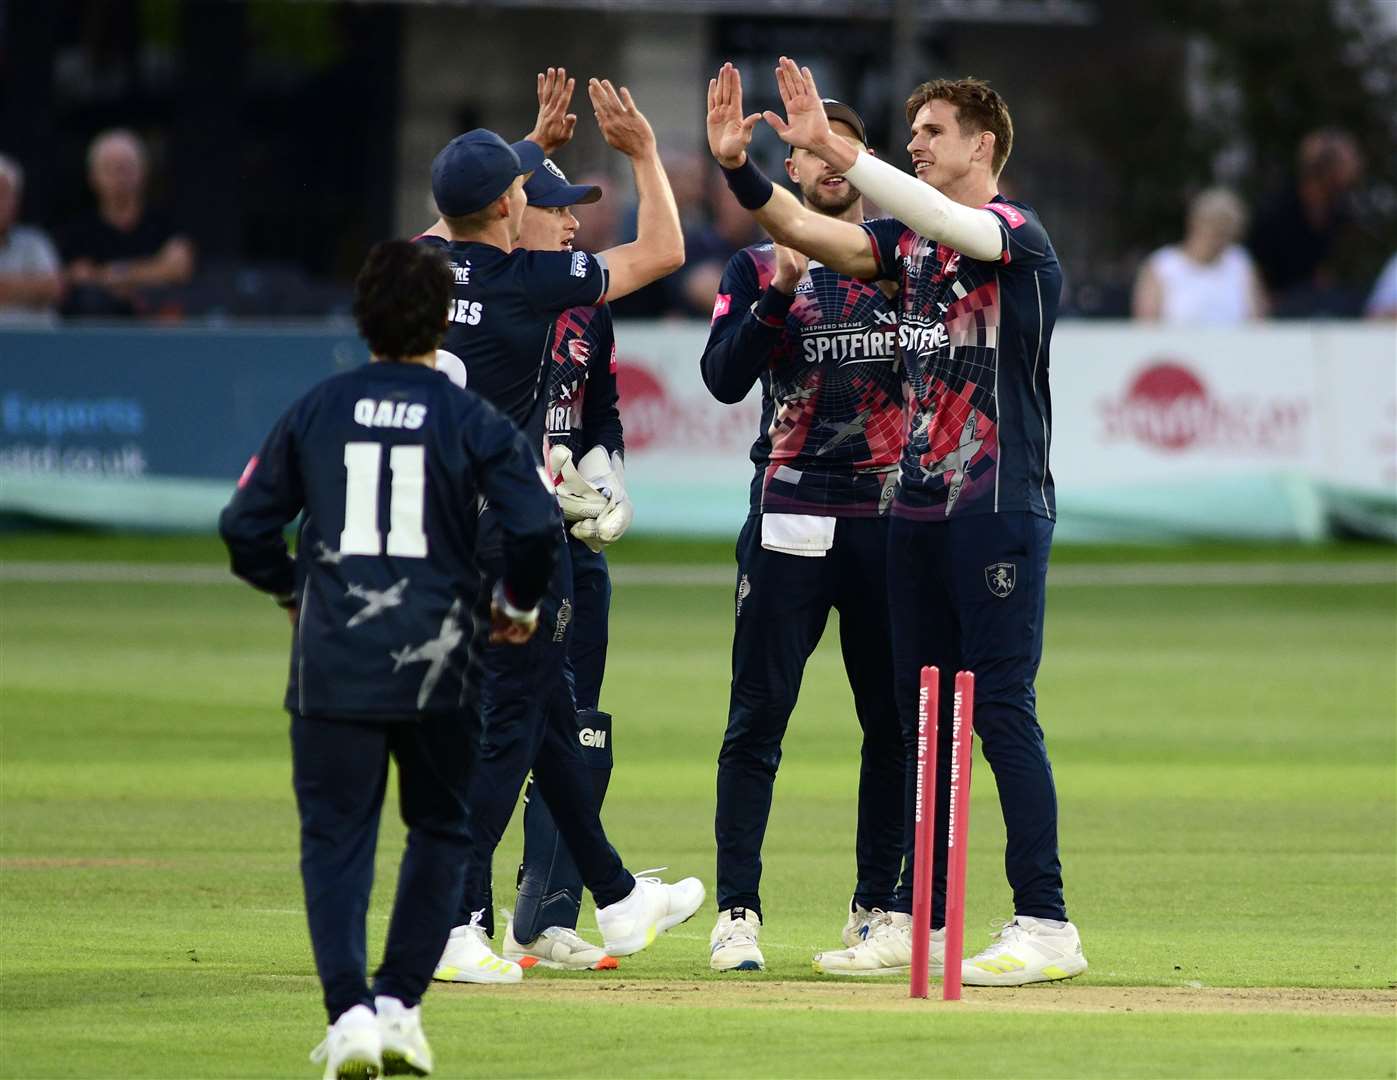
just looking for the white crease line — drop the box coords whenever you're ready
[0,560,1392,588]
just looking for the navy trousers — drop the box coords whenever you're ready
[566,538,612,712]
[886,510,1067,925]
[715,514,905,919]
[513,538,614,942]
[457,538,633,934]
[291,711,470,1022]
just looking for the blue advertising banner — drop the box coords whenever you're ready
[0,324,365,486]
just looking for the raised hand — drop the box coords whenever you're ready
[589,78,657,159]
[527,67,578,156]
[762,56,833,153]
[771,243,810,296]
[706,62,762,168]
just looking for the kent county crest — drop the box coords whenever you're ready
[985,562,1016,598]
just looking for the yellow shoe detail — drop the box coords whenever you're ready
[976,956,1026,974]
[1041,965,1070,979]
[434,966,459,980]
[645,924,658,947]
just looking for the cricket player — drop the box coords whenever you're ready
[697,99,906,972]
[707,60,1087,984]
[219,240,561,1079]
[504,158,634,971]
[417,74,700,984]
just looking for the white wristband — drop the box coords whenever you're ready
[491,581,539,628]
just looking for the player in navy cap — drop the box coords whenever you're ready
[698,97,907,973]
[707,60,1087,985]
[499,152,633,972]
[220,240,561,1078]
[417,70,700,985]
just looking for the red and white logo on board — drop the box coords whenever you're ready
[1098,360,1308,454]
[711,293,732,322]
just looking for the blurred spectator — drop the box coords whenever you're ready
[1246,128,1364,315]
[58,129,195,318]
[1365,252,1397,320]
[0,155,63,325]
[1132,188,1264,324]
[676,175,764,318]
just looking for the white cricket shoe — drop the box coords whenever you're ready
[431,921,522,985]
[841,900,893,947]
[814,913,945,977]
[374,996,432,1077]
[709,907,764,972]
[595,868,705,956]
[961,917,1088,986]
[309,1003,381,1080]
[503,919,618,971]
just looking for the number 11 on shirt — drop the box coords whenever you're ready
[340,441,428,557]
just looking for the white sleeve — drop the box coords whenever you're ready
[844,153,1004,262]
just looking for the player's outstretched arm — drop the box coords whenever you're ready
[526,67,578,157]
[706,62,876,279]
[589,79,684,302]
[766,56,1002,263]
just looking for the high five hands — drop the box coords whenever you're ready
[527,67,578,157]
[706,57,859,172]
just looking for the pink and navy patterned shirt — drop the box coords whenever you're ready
[862,197,1060,521]
[700,241,904,517]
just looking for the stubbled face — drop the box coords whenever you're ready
[907,99,984,191]
[91,138,145,202]
[518,204,580,252]
[787,120,864,214]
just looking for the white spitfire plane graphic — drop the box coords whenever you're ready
[924,408,984,514]
[390,600,466,709]
[312,541,346,565]
[345,578,409,629]
[816,412,868,455]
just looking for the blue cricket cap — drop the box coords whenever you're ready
[524,157,603,208]
[431,129,545,217]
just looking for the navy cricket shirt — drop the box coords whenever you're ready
[219,361,561,721]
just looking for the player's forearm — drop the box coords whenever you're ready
[628,151,685,277]
[843,154,1002,262]
[722,161,873,278]
[499,526,560,611]
[700,308,784,404]
[218,506,296,598]
[581,369,625,457]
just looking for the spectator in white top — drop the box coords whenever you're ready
[1132,187,1266,325]
[1364,252,1397,320]
[0,155,62,325]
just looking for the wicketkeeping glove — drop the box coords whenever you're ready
[570,447,633,552]
[549,445,609,523]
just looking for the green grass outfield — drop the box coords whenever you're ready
[2,533,1394,1079]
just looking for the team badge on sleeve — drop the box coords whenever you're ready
[237,455,259,489]
[712,293,732,322]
